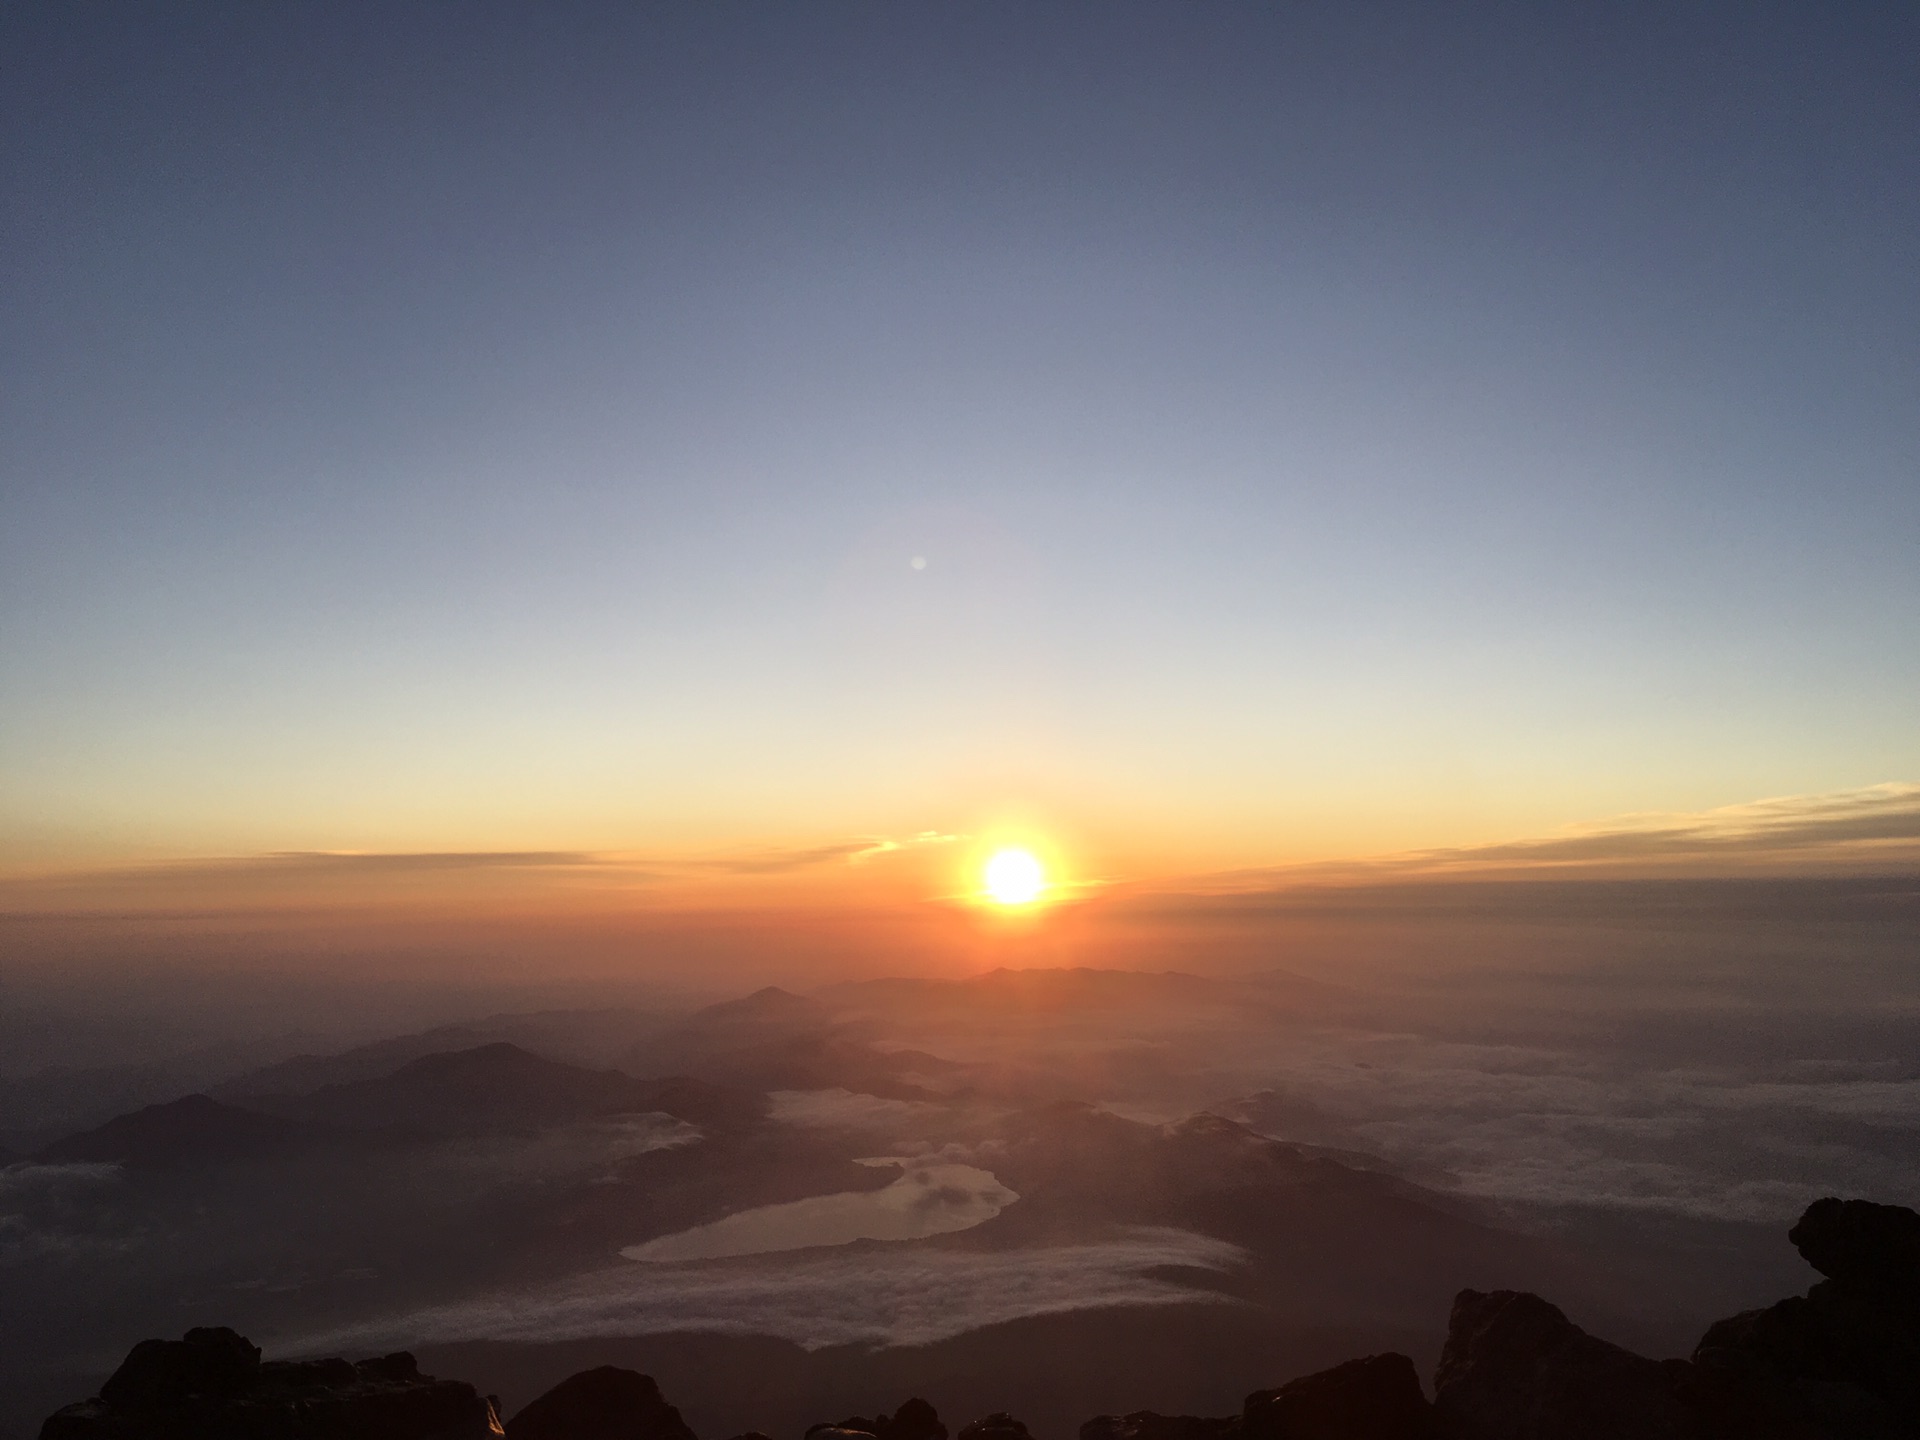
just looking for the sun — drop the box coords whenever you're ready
[983,847,1047,906]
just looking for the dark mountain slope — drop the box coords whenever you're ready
[211,1008,667,1102]
[37,1094,331,1168]
[250,1043,763,1136]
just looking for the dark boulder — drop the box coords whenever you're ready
[811,1399,948,1440]
[1080,1411,1238,1440]
[958,1415,1031,1440]
[1689,1198,1920,1436]
[505,1366,696,1440]
[1673,1346,1905,1440]
[39,1329,497,1439]
[881,1400,949,1440]
[96,1327,262,1407]
[1432,1289,1688,1440]
[1789,1199,1920,1297]
[1243,1353,1436,1440]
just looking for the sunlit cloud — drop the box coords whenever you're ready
[1176,783,1920,893]
[1414,783,1920,871]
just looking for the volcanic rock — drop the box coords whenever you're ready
[1689,1197,1920,1436]
[1432,1289,1688,1440]
[1789,1198,1920,1297]
[880,1400,949,1440]
[958,1414,1032,1440]
[1243,1352,1437,1440]
[92,1327,262,1407]
[505,1365,696,1440]
[808,1399,949,1440]
[1080,1411,1239,1440]
[39,1328,497,1439]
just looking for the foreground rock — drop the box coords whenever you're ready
[1082,1351,1436,1440]
[40,1326,499,1438]
[804,1399,948,1440]
[505,1365,695,1440]
[1080,1412,1239,1440]
[1429,1196,1920,1439]
[39,1195,1919,1440]
[1688,1196,1920,1438]
[956,1416,1032,1440]
[1247,1353,1438,1440]
[1433,1290,1688,1440]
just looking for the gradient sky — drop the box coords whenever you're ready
[3,2,1917,887]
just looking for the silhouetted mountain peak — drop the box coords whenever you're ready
[687,986,829,1030]
[37,1094,325,1168]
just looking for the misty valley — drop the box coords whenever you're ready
[5,964,1917,1438]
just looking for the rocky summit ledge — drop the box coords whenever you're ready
[39,1329,502,1439]
[39,1196,1920,1440]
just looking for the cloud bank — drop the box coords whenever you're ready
[289,1227,1245,1356]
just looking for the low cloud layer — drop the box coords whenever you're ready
[1213,1029,1920,1222]
[290,1227,1245,1355]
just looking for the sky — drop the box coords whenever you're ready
[3,2,1917,910]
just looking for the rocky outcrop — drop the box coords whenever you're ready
[956,1415,1031,1440]
[1246,1353,1438,1440]
[505,1366,695,1440]
[1080,1412,1239,1440]
[1083,1352,1437,1440]
[1685,1197,1920,1438]
[1427,1196,1920,1439]
[38,1196,1920,1440]
[1789,1197,1920,1293]
[805,1400,947,1440]
[39,1327,498,1439]
[1433,1290,1688,1440]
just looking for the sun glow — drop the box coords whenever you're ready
[983,847,1047,906]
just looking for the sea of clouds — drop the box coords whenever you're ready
[289,1226,1246,1355]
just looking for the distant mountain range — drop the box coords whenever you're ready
[245,1042,764,1137]
[34,1043,764,1163]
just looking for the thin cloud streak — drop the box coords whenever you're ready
[1178,783,1920,895]
[0,832,966,913]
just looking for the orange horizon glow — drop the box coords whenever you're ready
[3,783,1918,929]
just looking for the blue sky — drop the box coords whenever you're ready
[3,2,1916,876]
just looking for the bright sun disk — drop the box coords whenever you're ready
[984,848,1046,905]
